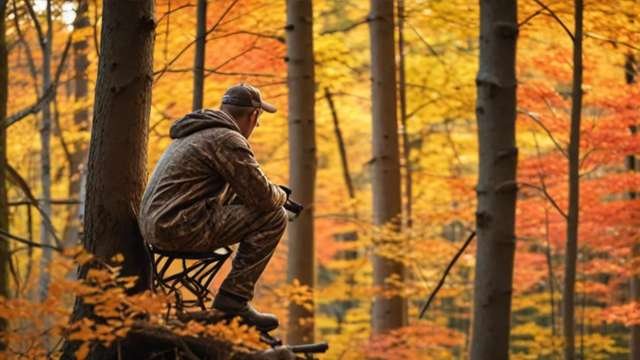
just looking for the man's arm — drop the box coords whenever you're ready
[212,132,287,211]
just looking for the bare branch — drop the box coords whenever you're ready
[22,0,46,49]
[156,3,194,24]
[419,231,476,319]
[519,181,568,219]
[5,30,73,127]
[584,32,640,52]
[320,16,370,35]
[519,9,545,27]
[154,0,240,83]
[519,109,568,158]
[532,0,575,42]
[210,30,285,44]
[5,164,63,246]
[0,229,63,252]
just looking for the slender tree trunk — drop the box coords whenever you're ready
[324,88,355,201]
[396,0,411,230]
[192,0,207,110]
[0,0,10,343]
[563,1,583,358]
[286,0,316,345]
[62,0,155,356]
[470,0,518,358]
[38,0,53,301]
[62,0,91,248]
[625,52,639,360]
[368,0,406,333]
[544,210,558,340]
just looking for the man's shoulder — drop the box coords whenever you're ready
[213,129,250,150]
[190,127,246,147]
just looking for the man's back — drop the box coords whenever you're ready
[139,109,286,252]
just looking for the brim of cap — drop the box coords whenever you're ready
[261,101,277,113]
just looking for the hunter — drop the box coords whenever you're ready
[138,84,287,332]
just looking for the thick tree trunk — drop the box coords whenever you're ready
[368,0,406,333]
[62,0,91,248]
[0,0,10,341]
[38,0,53,301]
[62,0,155,356]
[624,52,639,360]
[470,0,518,359]
[563,1,583,359]
[192,0,207,110]
[286,0,316,344]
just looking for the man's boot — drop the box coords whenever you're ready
[213,290,279,332]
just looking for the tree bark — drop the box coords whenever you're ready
[38,0,54,301]
[62,0,91,248]
[397,0,411,230]
[192,0,207,110]
[286,0,316,345]
[470,0,518,359]
[624,52,639,360]
[62,0,155,356]
[0,0,10,343]
[368,0,406,333]
[563,1,583,359]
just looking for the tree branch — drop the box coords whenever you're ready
[532,0,575,42]
[320,16,370,35]
[5,28,73,127]
[153,0,240,83]
[419,231,476,319]
[519,109,568,158]
[22,0,46,49]
[0,229,63,251]
[519,181,568,219]
[5,164,63,246]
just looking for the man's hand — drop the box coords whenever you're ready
[279,185,304,218]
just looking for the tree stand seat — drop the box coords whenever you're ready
[145,243,232,314]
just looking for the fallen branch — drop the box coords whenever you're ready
[419,231,476,319]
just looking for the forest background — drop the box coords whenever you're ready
[1,0,640,359]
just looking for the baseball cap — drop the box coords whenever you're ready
[221,83,277,113]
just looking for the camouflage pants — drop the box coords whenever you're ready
[204,205,287,300]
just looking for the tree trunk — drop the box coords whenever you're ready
[286,0,316,345]
[624,52,639,360]
[0,0,10,342]
[563,1,583,358]
[192,0,207,110]
[368,0,406,333]
[62,0,91,248]
[470,0,518,358]
[38,0,54,301]
[324,88,355,201]
[397,0,411,230]
[62,0,155,356]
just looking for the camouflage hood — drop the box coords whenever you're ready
[169,109,240,139]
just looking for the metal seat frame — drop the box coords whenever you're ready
[146,243,232,312]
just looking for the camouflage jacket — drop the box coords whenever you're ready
[138,109,287,250]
